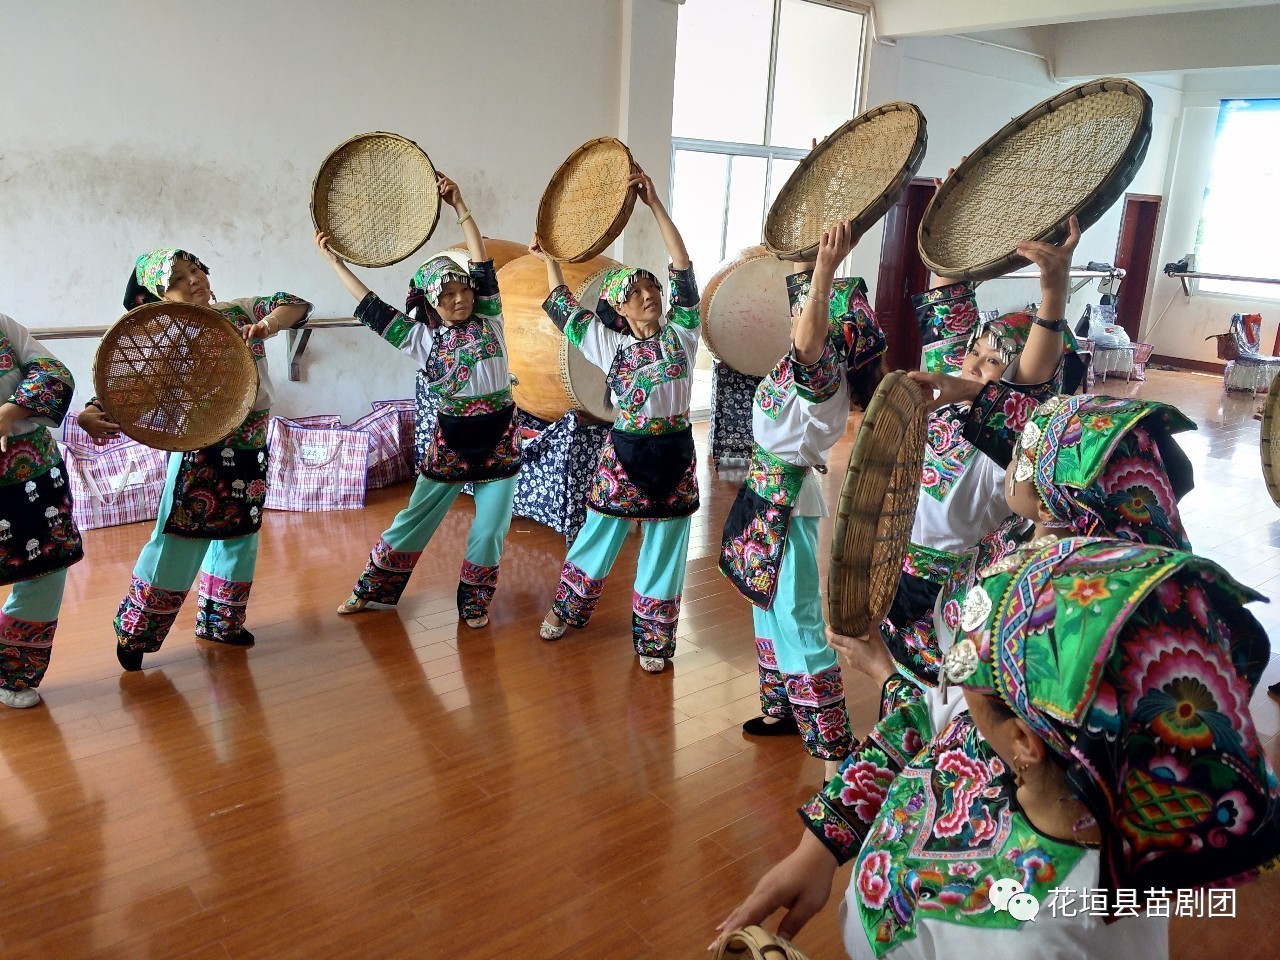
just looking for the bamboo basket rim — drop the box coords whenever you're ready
[93,302,259,452]
[1259,382,1280,507]
[311,130,441,268]
[827,371,928,637]
[536,136,638,263]
[918,78,1153,281]
[764,101,927,261]
[712,925,811,960]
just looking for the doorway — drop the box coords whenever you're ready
[874,178,937,371]
[1113,194,1162,341]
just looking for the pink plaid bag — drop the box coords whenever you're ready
[354,399,415,489]
[63,412,131,451]
[57,440,168,531]
[264,417,371,511]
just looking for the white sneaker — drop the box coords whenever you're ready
[638,655,666,673]
[0,687,42,708]
[539,615,567,640]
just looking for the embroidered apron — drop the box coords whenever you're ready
[420,396,522,484]
[0,429,83,586]
[163,410,269,540]
[588,427,699,520]
[718,445,809,609]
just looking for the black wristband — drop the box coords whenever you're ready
[1033,316,1066,332]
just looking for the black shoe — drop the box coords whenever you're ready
[116,644,144,672]
[1269,680,1280,697]
[742,714,800,737]
[202,629,255,647]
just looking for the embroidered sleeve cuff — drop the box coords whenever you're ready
[963,378,1057,468]
[542,285,594,347]
[798,792,865,866]
[914,280,980,350]
[468,259,499,298]
[354,291,402,335]
[669,264,699,311]
[13,358,75,425]
[786,271,814,314]
[257,292,313,327]
[792,338,842,404]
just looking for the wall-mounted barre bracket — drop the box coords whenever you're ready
[284,318,362,381]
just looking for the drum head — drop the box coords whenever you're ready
[919,78,1152,281]
[1260,385,1280,507]
[700,247,793,377]
[765,102,927,261]
[537,137,637,263]
[312,131,441,268]
[827,371,928,637]
[93,302,260,452]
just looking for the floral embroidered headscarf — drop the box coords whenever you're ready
[594,265,660,333]
[125,248,209,308]
[1012,395,1195,547]
[951,537,1280,898]
[411,256,472,308]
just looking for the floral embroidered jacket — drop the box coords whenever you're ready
[212,293,312,414]
[543,265,700,436]
[0,313,75,436]
[355,261,512,417]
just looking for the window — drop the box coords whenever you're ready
[1195,98,1280,300]
[670,0,868,273]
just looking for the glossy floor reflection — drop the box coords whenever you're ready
[1,367,1278,959]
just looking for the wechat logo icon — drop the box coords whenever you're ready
[990,878,1040,922]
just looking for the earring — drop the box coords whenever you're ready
[1013,753,1025,788]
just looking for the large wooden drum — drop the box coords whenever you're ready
[700,246,795,378]
[498,253,619,424]
[437,238,528,273]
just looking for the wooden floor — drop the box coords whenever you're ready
[2,368,1279,960]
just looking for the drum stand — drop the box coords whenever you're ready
[415,370,610,544]
[708,362,762,468]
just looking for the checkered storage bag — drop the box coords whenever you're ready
[63,411,131,451]
[354,399,415,489]
[57,439,168,531]
[264,417,371,511]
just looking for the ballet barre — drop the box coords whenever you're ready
[978,267,1126,297]
[1166,271,1280,297]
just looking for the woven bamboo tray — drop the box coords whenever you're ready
[764,102,927,261]
[713,926,810,960]
[919,78,1152,281]
[1260,385,1280,506]
[93,302,260,452]
[828,371,928,637]
[536,137,637,263]
[311,131,440,268]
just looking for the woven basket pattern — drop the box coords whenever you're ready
[827,372,928,637]
[765,103,926,260]
[312,132,440,268]
[920,80,1151,280]
[1260,386,1280,507]
[537,137,637,263]
[93,303,259,452]
[713,926,811,960]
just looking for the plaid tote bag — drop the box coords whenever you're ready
[58,439,168,531]
[264,417,371,511]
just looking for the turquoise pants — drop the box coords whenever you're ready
[115,451,260,652]
[752,516,852,760]
[353,473,517,617]
[552,509,692,659]
[1,569,68,690]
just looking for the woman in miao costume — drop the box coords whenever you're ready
[317,173,521,629]
[717,393,1204,958]
[0,312,82,707]
[531,166,699,674]
[80,250,311,671]
[718,221,888,775]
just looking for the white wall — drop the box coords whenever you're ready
[1142,78,1280,363]
[850,34,1181,321]
[1,0,680,422]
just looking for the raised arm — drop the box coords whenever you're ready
[437,172,488,265]
[315,230,372,303]
[631,165,690,271]
[792,221,854,366]
[1010,214,1079,385]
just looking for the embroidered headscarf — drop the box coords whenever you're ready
[594,265,660,333]
[953,537,1280,898]
[124,248,209,309]
[1012,395,1195,548]
[785,274,888,372]
[403,255,473,327]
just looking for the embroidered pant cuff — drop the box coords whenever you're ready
[353,537,422,605]
[194,573,253,641]
[114,577,188,654]
[632,592,680,659]
[457,560,499,620]
[0,613,58,691]
[785,666,853,760]
[756,637,792,718]
[552,561,606,629]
